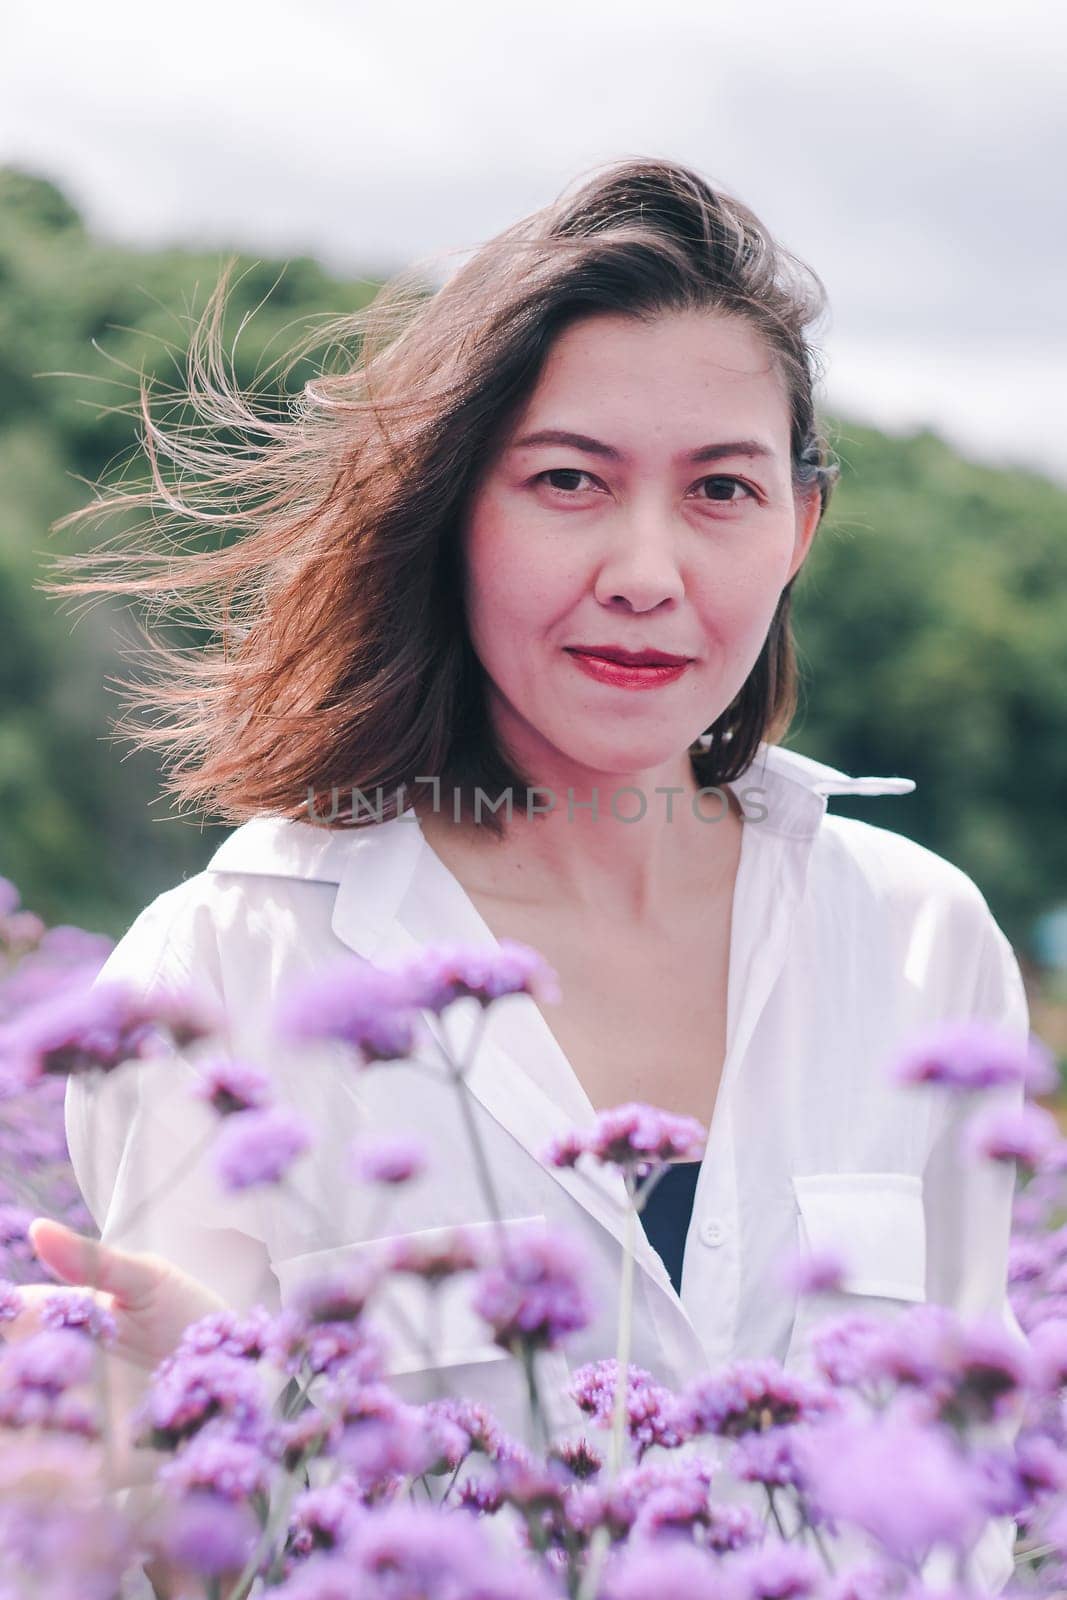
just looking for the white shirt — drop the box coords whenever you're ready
[65,741,1027,1589]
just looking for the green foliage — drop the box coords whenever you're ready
[0,168,1064,956]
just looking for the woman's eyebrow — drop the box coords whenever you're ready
[509,428,776,464]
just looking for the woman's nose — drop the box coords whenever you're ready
[592,518,686,611]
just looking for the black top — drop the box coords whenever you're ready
[639,1160,702,1295]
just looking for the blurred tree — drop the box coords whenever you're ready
[0,168,1063,957]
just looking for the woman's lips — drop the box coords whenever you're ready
[566,649,691,691]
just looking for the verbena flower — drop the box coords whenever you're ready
[730,1422,812,1490]
[471,1221,593,1352]
[137,1349,267,1451]
[723,1540,824,1600]
[331,1379,435,1485]
[270,1305,388,1383]
[0,1279,21,1321]
[568,1358,684,1458]
[214,1104,313,1191]
[420,1396,504,1467]
[544,1102,706,1181]
[0,975,218,1082]
[158,1430,274,1503]
[598,1537,732,1599]
[809,1312,893,1390]
[191,1054,274,1116]
[274,957,424,1064]
[794,1410,987,1565]
[154,1491,259,1579]
[276,1502,560,1600]
[566,1458,714,1542]
[777,1243,849,1296]
[891,1017,1057,1095]
[175,1305,275,1361]
[964,1100,1064,1171]
[401,940,561,1013]
[40,1289,118,1346]
[349,1132,428,1185]
[1027,1317,1067,1393]
[286,1481,364,1564]
[386,1228,482,1281]
[677,1358,839,1439]
[867,1304,1032,1426]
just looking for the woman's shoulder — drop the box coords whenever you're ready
[811,811,1001,940]
[98,817,354,997]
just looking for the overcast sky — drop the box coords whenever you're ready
[3,0,1065,485]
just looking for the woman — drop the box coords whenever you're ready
[27,159,1026,1585]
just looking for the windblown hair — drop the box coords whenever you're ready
[44,157,840,838]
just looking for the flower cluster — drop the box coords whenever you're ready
[1,883,1066,1599]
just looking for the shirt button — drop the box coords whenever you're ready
[699,1218,726,1248]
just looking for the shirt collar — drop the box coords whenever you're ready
[205,741,916,882]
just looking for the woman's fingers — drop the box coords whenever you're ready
[28,1218,160,1308]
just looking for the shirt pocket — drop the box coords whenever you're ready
[271,1213,576,1442]
[783,1172,927,1376]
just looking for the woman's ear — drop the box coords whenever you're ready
[787,481,823,584]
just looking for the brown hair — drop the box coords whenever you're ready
[43,156,840,838]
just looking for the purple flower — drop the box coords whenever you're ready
[0,975,218,1082]
[964,1100,1064,1170]
[794,1410,986,1563]
[677,1359,839,1439]
[777,1244,849,1296]
[867,1304,1031,1425]
[724,1541,824,1599]
[0,1278,21,1321]
[600,1538,731,1599]
[891,1017,1057,1095]
[386,1227,481,1281]
[545,1102,706,1180]
[283,1502,559,1600]
[730,1423,811,1490]
[567,1457,714,1540]
[290,1263,383,1325]
[1015,1431,1067,1499]
[420,1396,504,1465]
[0,1203,33,1274]
[270,1302,388,1383]
[137,1350,267,1449]
[332,1380,434,1485]
[40,1289,117,1346]
[549,1435,604,1481]
[1027,1317,1067,1393]
[401,940,561,1012]
[568,1359,685,1458]
[349,1132,428,1185]
[809,1312,892,1389]
[214,1105,312,1191]
[287,1481,364,1563]
[156,1491,259,1578]
[274,957,424,1064]
[176,1305,275,1361]
[158,1431,273,1502]
[0,877,19,919]
[471,1221,593,1352]
[191,1054,273,1116]
[0,1328,94,1395]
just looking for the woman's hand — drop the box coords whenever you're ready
[0,1220,230,1495]
[3,1218,229,1371]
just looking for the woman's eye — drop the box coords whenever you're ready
[694,476,758,504]
[533,469,757,504]
[535,469,596,495]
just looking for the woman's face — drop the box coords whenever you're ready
[461,309,822,785]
